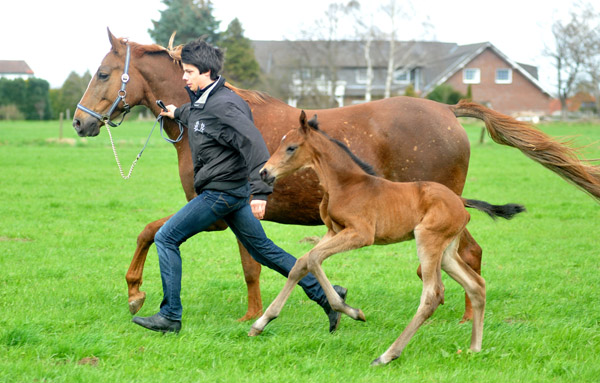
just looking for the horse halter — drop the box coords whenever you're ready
[77,43,132,127]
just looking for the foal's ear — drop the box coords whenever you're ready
[307,114,319,130]
[299,110,309,135]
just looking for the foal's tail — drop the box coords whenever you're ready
[450,100,600,202]
[462,199,526,221]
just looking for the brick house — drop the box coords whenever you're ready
[251,40,553,116]
[0,60,34,80]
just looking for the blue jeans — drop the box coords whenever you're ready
[154,184,328,321]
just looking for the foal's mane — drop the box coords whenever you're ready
[307,118,378,176]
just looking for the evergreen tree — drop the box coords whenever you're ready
[220,18,261,88]
[403,83,417,97]
[425,84,465,105]
[149,0,221,46]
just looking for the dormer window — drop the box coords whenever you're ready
[393,69,410,84]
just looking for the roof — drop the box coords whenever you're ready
[0,60,34,75]
[251,40,552,96]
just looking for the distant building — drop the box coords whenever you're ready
[252,40,552,116]
[0,60,34,80]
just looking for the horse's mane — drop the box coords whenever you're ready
[164,36,277,106]
[307,118,378,176]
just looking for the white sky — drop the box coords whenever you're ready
[1,0,593,92]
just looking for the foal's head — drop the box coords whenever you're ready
[260,110,316,186]
[260,111,376,186]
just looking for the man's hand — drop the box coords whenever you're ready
[251,199,267,220]
[160,104,177,119]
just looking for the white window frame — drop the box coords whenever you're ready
[393,69,410,84]
[355,69,368,84]
[463,68,480,84]
[495,68,513,84]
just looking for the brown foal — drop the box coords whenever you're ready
[250,111,525,365]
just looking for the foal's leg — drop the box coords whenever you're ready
[248,253,311,336]
[415,229,482,322]
[305,229,373,321]
[249,229,370,336]
[440,237,486,352]
[371,232,447,366]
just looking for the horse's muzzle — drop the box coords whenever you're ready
[72,117,101,137]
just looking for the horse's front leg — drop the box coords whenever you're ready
[248,255,310,336]
[236,241,263,321]
[126,216,172,314]
[126,215,229,315]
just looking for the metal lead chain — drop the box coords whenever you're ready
[105,123,140,180]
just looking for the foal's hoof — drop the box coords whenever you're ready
[128,292,146,315]
[356,309,366,322]
[248,327,263,337]
[370,357,386,366]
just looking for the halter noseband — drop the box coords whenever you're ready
[77,43,132,127]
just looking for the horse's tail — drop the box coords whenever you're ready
[450,100,600,202]
[462,199,526,220]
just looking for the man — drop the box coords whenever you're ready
[132,38,347,334]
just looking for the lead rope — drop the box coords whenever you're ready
[105,115,183,179]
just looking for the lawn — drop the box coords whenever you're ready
[0,118,599,382]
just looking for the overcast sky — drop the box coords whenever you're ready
[1,0,593,92]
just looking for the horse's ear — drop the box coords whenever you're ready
[307,114,319,130]
[107,27,123,54]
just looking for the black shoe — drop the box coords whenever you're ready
[132,313,181,333]
[324,285,348,333]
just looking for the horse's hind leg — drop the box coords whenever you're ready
[237,241,263,321]
[372,233,446,366]
[441,236,486,352]
[126,216,171,314]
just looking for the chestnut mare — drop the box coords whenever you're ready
[251,111,525,365]
[73,30,600,323]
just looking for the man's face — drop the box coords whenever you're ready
[182,63,212,91]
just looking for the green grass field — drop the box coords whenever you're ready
[0,118,599,382]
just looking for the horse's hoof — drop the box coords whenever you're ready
[459,311,473,324]
[237,310,263,322]
[128,292,146,315]
[248,327,263,337]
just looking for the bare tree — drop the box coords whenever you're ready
[546,4,599,119]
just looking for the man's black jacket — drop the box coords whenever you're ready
[174,76,272,200]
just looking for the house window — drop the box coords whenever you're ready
[393,69,410,84]
[463,68,480,84]
[356,69,368,84]
[495,68,512,84]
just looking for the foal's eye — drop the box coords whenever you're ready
[97,72,109,81]
[286,145,298,154]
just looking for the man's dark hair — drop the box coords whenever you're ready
[181,39,224,80]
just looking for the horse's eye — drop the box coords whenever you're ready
[286,145,297,154]
[97,72,109,81]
